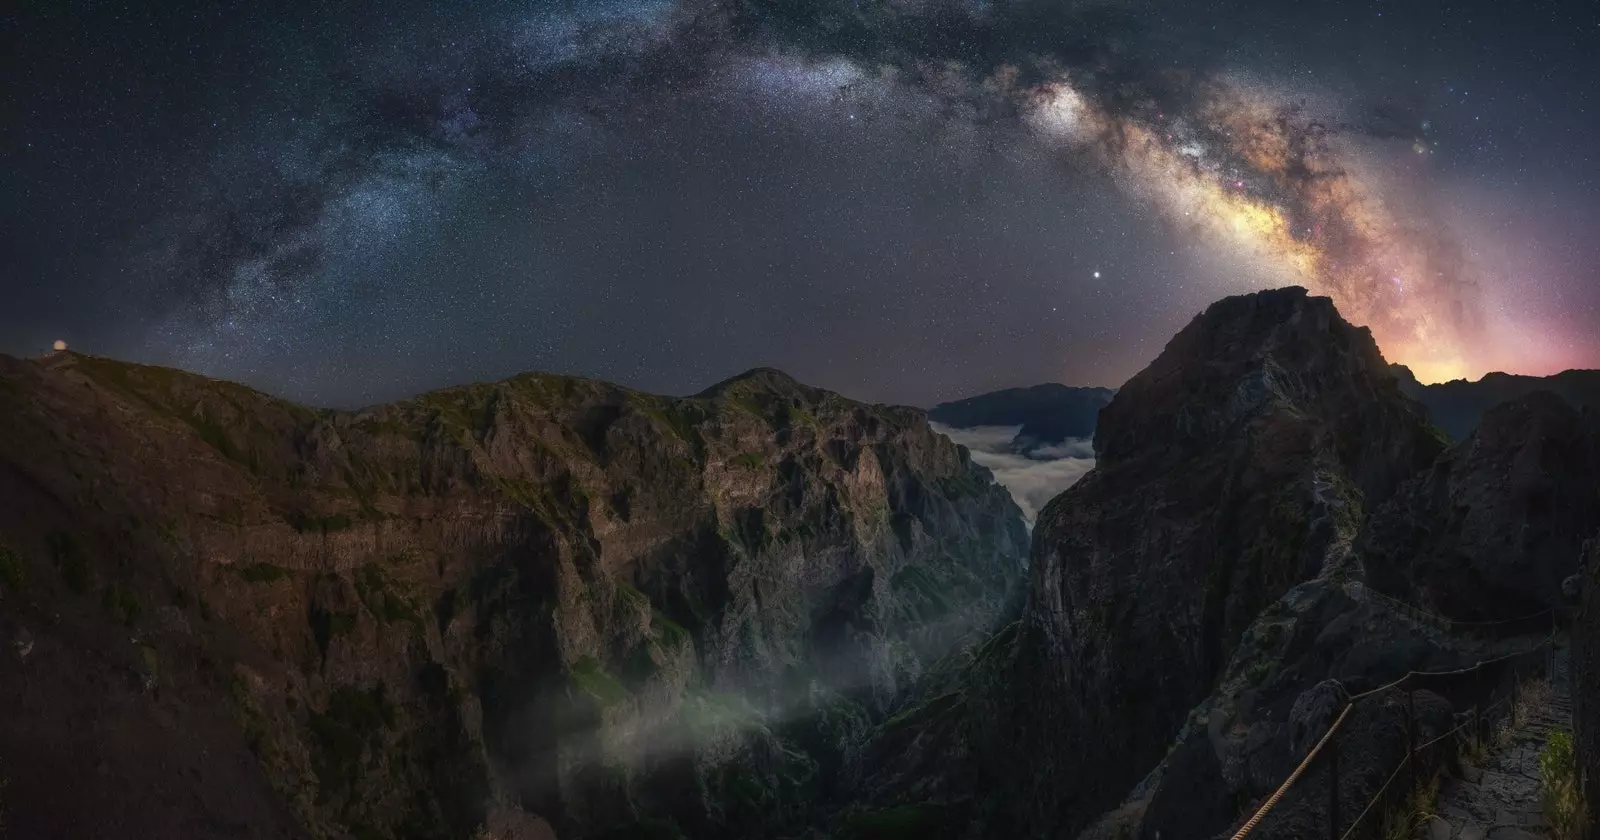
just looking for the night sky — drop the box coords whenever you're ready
[5,1,1600,409]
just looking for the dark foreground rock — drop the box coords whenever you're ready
[1359,392,1600,620]
[851,287,1447,837]
[853,288,1594,840]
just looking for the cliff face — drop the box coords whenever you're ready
[0,354,1027,840]
[1359,392,1600,619]
[974,287,1447,836]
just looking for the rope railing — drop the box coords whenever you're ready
[1228,704,1354,840]
[1226,609,1563,840]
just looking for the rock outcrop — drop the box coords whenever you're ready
[0,354,1027,839]
[851,287,1449,838]
[989,287,1446,836]
[1359,392,1600,620]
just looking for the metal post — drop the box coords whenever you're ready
[1406,689,1418,800]
[1328,736,1340,840]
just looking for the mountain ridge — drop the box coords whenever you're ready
[0,350,1028,840]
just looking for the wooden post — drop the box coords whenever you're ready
[1472,705,1481,749]
[1328,736,1340,840]
[1511,669,1519,726]
[1406,689,1418,800]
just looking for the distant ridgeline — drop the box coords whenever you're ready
[1395,364,1600,440]
[927,383,1116,452]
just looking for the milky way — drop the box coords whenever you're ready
[5,1,1599,406]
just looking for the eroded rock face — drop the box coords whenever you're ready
[1359,392,1600,620]
[0,355,1027,839]
[974,287,1444,836]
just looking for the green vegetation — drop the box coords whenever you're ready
[839,804,946,840]
[0,544,24,596]
[971,621,1021,668]
[890,566,950,614]
[780,402,821,431]
[652,609,691,649]
[307,684,396,804]
[936,471,985,501]
[569,656,628,707]
[638,400,706,448]
[283,511,358,534]
[614,578,650,610]
[1540,729,1586,840]
[731,452,765,469]
[881,691,962,734]
[1378,773,1440,840]
[354,564,423,626]
[48,530,88,594]
[235,562,289,583]
[100,583,143,626]
[309,606,359,655]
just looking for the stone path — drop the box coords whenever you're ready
[1427,646,1571,840]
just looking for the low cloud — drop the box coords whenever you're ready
[932,422,1096,525]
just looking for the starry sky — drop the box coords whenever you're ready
[5,0,1600,408]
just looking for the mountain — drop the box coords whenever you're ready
[1359,391,1600,620]
[990,287,1447,837]
[0,354,1028,840]
[927,383,1116,451]
[853,287,1594,840]
[1394,364,1600,440]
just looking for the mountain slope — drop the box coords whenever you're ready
[852,287,1450,838]
[1394,364,1600,440]
[996,287,1446,836]
[0,353,1028,840]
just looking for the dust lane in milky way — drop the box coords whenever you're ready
[4,1,1597,406]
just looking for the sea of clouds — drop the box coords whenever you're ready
[930,423,1095,526]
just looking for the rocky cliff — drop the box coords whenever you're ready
[995,287,1447,836]
[848,287,1450,838]
[1359,391,1600,620]
[0,354,1028,839]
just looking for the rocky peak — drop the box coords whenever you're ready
[963,287,1445,837]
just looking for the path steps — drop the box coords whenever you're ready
[1430,647,1571,840]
